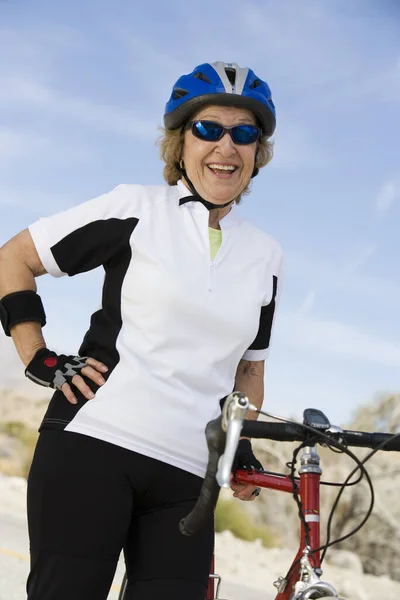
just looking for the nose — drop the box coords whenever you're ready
[215,131,237,156]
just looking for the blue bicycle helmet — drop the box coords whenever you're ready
[164,61,276,137]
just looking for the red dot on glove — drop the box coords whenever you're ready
[44,357,58,368]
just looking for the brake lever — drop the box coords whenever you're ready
[216,392,256,487]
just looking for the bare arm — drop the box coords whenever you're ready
[0,229,47,365]
[0,228,108,403]
[234,358,264,422]
[230,358,265,500]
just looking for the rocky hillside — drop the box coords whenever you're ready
[242,394,400,581]
[1,386,399,581]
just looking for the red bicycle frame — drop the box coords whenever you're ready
[206,445,321,600]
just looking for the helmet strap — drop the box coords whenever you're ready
[176,160,235,210]
[252,148,259,178]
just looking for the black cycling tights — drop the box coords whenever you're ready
[26,430,214,600]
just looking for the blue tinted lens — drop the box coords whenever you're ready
[231,125,260,144]
[193,121,224,141]
[191,121,260,144]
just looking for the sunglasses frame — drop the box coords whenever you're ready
[185,120,261,145]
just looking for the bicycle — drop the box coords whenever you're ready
[118,392,400,599]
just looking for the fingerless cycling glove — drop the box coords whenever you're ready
[25,348,88,390]
[232,438,263,472]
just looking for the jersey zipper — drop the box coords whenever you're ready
[208,261,214,292]
[208,227,225,292]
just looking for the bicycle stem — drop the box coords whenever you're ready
[299,447,322,568]
[275,445,322,600]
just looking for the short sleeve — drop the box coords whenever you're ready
[242,244,283,362]
[28,185,143,277]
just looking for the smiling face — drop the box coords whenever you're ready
[181,105,258,205]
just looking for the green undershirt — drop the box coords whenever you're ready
[209,227,222,261]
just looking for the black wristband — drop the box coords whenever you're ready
[0,290,46,336]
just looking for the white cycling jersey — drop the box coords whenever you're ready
[29,180,283,477]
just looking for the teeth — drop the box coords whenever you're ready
[208,164,236,171]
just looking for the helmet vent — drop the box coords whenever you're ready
[250,79,262,89]
[224,67,236,86]
[172,88,189,100]
[193,71,212,84]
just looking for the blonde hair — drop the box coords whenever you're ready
[157,125,274,204]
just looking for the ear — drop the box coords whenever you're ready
[175,159,185,173]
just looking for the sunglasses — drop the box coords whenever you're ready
[185,120,261,145]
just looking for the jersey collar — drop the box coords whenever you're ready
[175,180,241,229]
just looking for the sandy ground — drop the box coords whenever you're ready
[1,474,400,600]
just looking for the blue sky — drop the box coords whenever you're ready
[1,0,399,426]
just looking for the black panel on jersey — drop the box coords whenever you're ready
[40,218,138,431]
[79,220,138,366]
[50,218,139,276]
[248,275,278,352]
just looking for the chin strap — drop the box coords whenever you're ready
[176,158,259,211]
[176,160,235,211]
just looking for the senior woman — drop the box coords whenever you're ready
[0,61,282,600]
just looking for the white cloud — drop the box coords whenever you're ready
[0,76,157,140]
[0,184,79,218]
[115,29,186,89]
[287,243,380,317]
[279,313,400,368]
[380,55,400,101]
[0,128,93,180]
[228,0,400,113]
[299,290,316,314]
[264,356,374,426]
[233,2,366,90]
[0,25,89,81]
[0,130,49,161]
[376,180,400,213]
[343,242,378,274]
[286,250,400,308]
[347,55,400,105]
[0,76,51,104]
[268,118,326,169]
